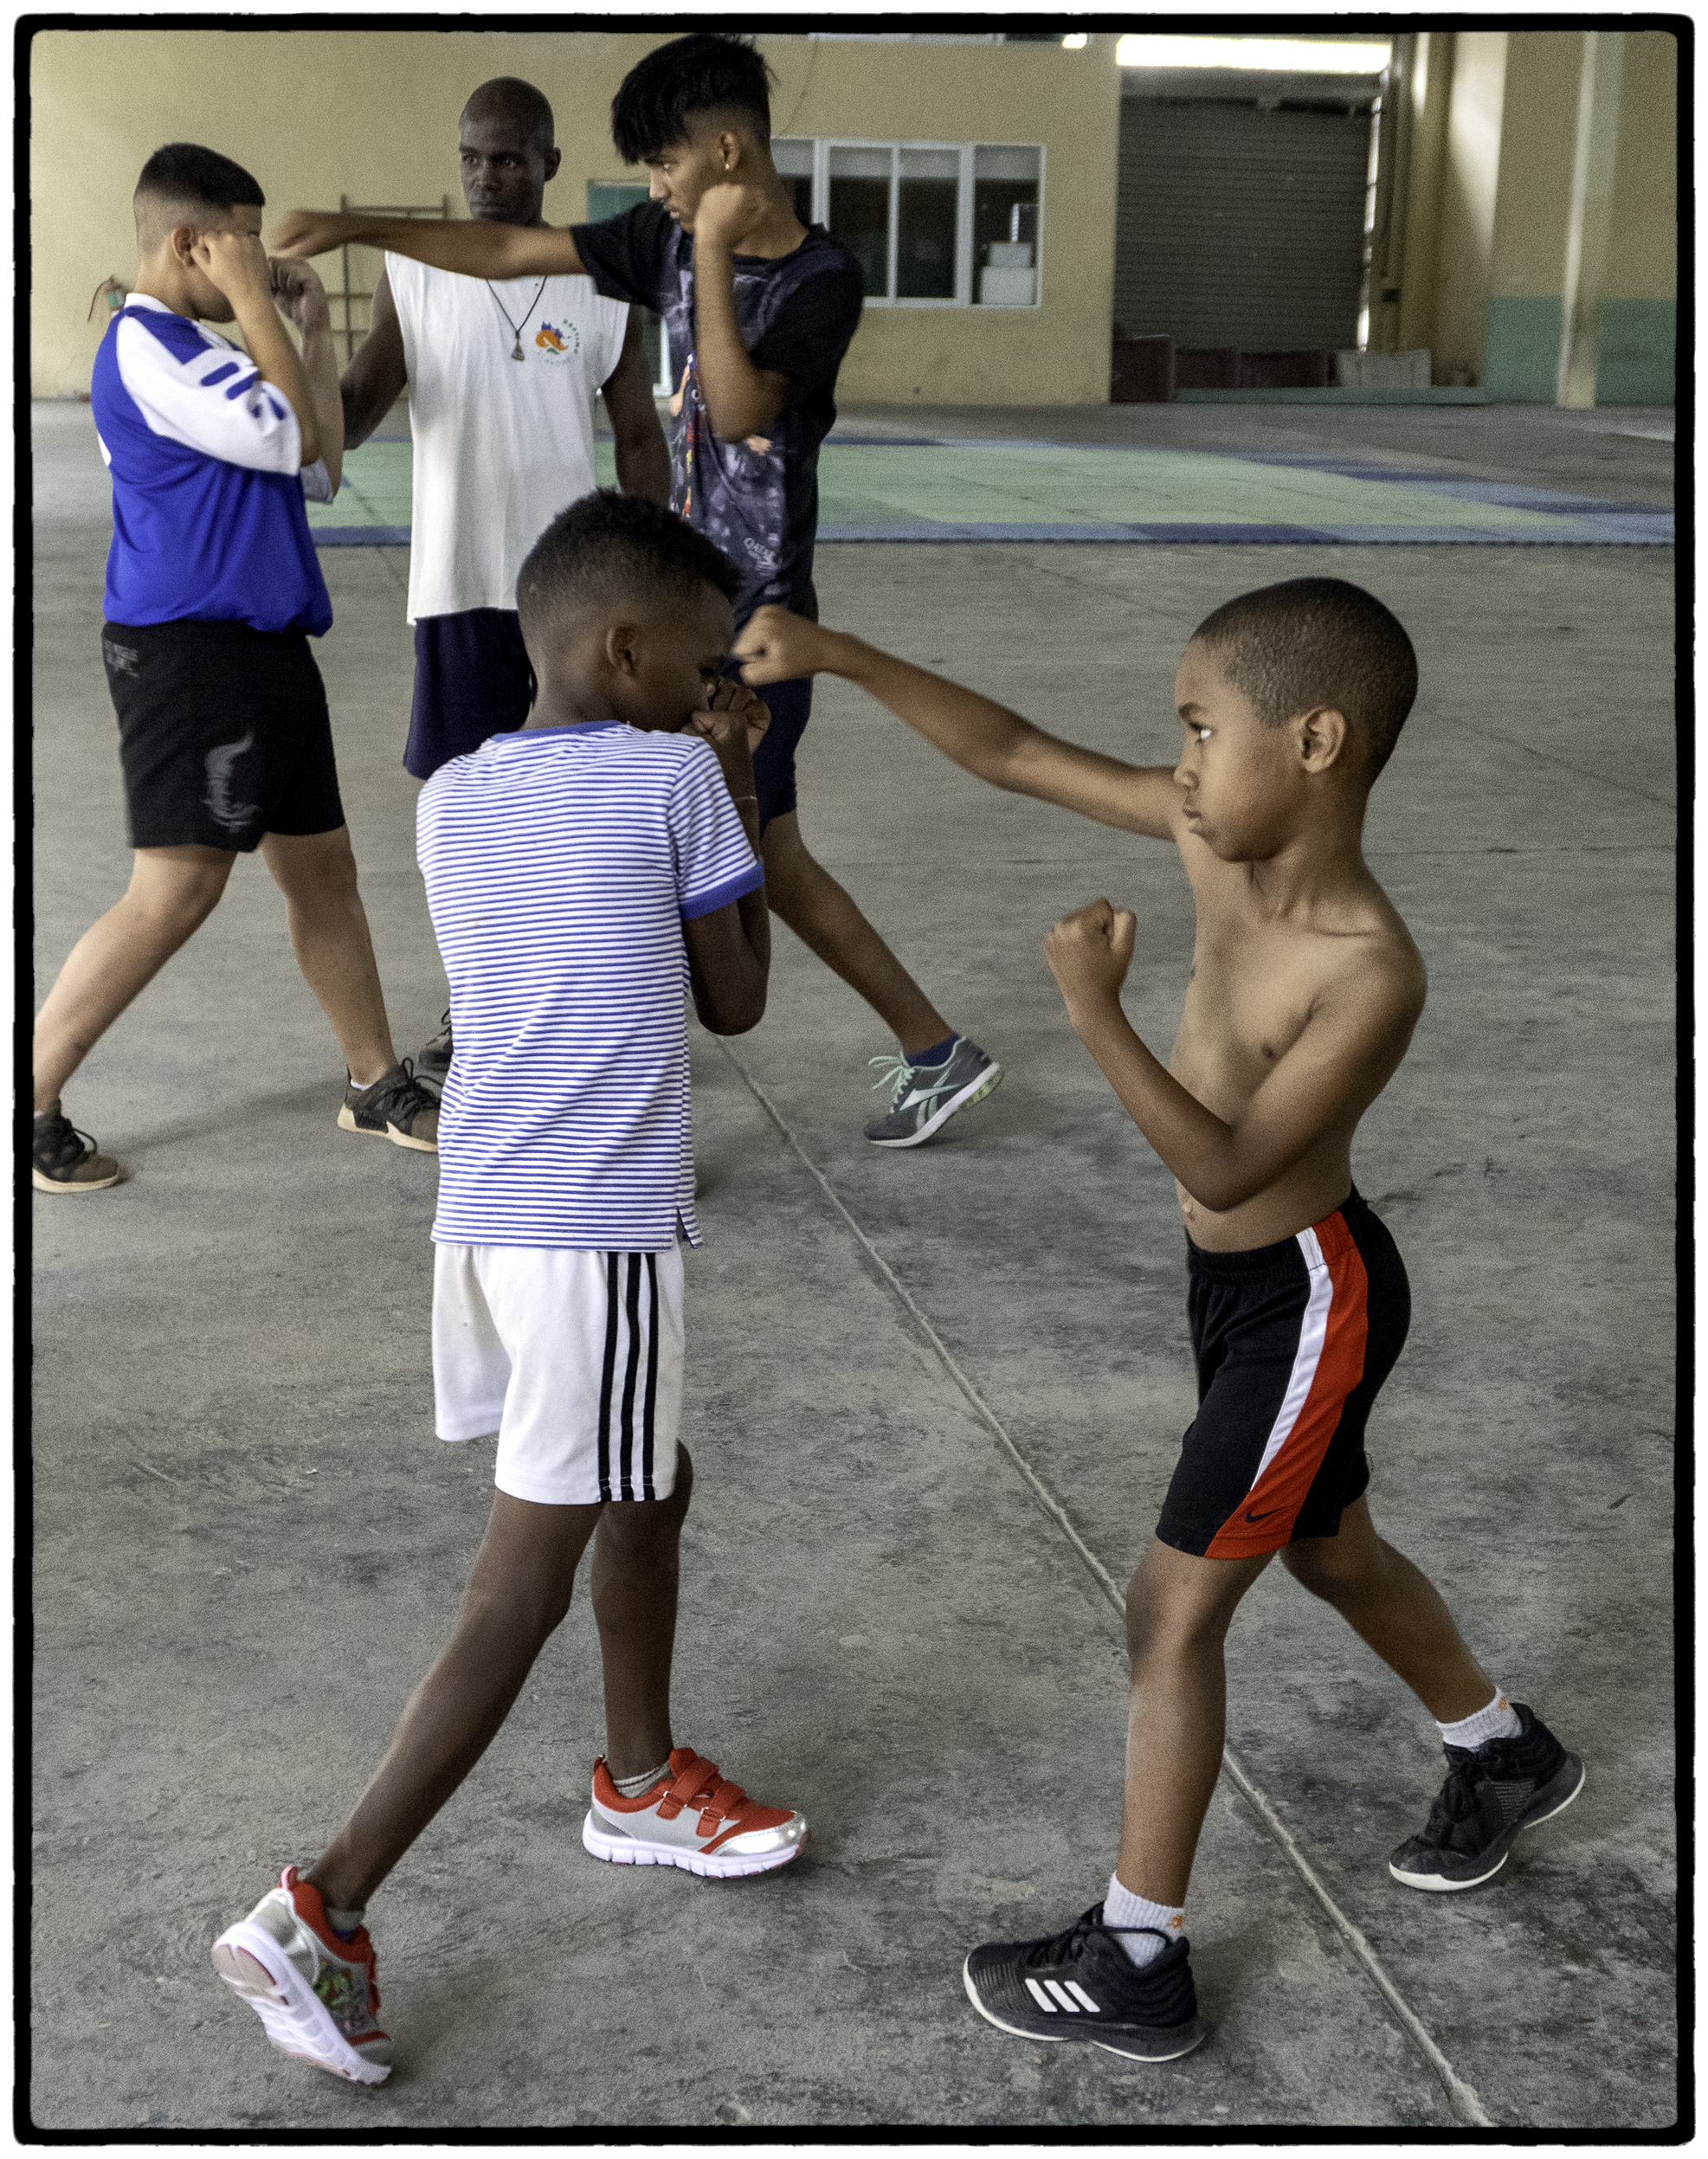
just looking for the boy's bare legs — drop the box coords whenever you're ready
[1117,1542,1272,1904]
[760,810,951,1059]
[34,844,235,1107]
[589,1447,694,1781]
[303,1462,693,1911]
[1117,1500,1497,1904]
[259,827,398,1086]
[34,828,402,1110]
[1279,1496,1493,1718]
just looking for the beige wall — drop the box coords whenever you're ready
[29,27,1122,404]
[1395,28,1676,396]
[1487,32,1581,300]
[1431,29,1507,381]
[1604,30,1679,300]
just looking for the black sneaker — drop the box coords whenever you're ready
[416,1010,452,1093]
[963,1903,1203,2061]
[1389,1703,1584,1892]
[337,1060,439,1152]
[31,1104,121,1194]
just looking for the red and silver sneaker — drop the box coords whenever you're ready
[583,1748,809,1879]
[211,1866,392,2085]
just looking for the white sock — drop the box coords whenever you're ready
[34,1102,61,1120]
[347,1077,375,1092]
[612,1759,670,1799]
[1102,1872,1184,1969]
[324,1903,365,1940]
[1436,1688,1522,1750]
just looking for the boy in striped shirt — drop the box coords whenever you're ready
[212,494,804,2085]
[735,580,1582,2062]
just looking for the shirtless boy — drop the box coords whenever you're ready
[734,577,1582,2060]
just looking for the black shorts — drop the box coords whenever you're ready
[102,620,345,854]
[749,675,812,833]
[1156,1189,1410,1559]
[406,609,534,781]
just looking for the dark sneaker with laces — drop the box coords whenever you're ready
[864,1037,1002,1148]
[416,1009,452,1093]
[31,1104,121,1194]
[338,1060,439,1152]
[1389,1703,1584,1892]
[964,1903,1203,2061]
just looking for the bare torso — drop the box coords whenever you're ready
[1168,840,1425,1251]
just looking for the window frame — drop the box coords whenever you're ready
[774,137,1045,310]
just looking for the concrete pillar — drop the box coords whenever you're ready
[1395,30,1453,364]
[1557,30,1625,407]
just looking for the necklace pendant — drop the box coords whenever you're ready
[512,338,525,362]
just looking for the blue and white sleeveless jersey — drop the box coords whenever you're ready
[418,720,764,1251]
[91,293,333,633]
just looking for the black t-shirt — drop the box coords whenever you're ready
[571,201,864,621]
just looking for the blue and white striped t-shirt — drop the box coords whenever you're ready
[418,720,764,1252]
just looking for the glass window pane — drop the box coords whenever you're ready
[899,148,959,180]
[772,138,814,176]
[974,145,1041,181]
[829,146,892,180]
[828,149,892,296]
[974,146,1040,302]
[896,176,958,298]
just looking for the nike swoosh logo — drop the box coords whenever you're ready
[1244,1506,1279,1523]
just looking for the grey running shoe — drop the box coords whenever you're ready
[1389,1703,1584,1891]
[211,1866,392,2085]
[964,1902,1204,2062]
[864,1037,1002,1149]
[582,1747,808,1879]
[338,1060,438,1152]
[416,1009,452,1093]
[31,1104,121,1194]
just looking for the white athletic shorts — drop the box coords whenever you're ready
[432,1244,684,1506]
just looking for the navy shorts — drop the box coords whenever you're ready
[748,675,812,833]
[407,609,535,781]
[1156,1189,1410,1559]
[102,620,344,853]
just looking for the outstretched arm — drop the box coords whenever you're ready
[273,209,583,281]
[732,606,1183,839]
[1044,899,1425,1212]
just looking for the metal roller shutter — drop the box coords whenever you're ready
[1114,99,1372,350]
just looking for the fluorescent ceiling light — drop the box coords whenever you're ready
[1061,32,1088,48]
[1116,34,1390,71]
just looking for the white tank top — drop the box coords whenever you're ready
[387,255,629,622]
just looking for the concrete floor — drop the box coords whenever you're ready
[29,401,1677,2132]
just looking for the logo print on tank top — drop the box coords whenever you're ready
[535,320,580,359]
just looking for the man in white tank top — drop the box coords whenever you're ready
[339,76,670,1082]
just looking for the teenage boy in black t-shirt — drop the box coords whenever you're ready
[278,35,1002,1150]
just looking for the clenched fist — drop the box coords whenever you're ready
[1045,898,1138,1015]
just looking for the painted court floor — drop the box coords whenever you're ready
[310,429,1674,551]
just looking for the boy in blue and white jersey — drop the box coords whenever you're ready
[213,493,804,2087]
[31,142,435,1195]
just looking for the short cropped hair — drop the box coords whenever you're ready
[516,491,742,647]
[1191,577,1418,777]
[134,143,264,246]
[461,76,555,152]
[611,34,774,164]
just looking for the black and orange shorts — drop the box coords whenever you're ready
[1156,1189,1410,1560]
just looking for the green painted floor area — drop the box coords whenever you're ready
[815,441,1560,532]
[308,436,1653,542]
